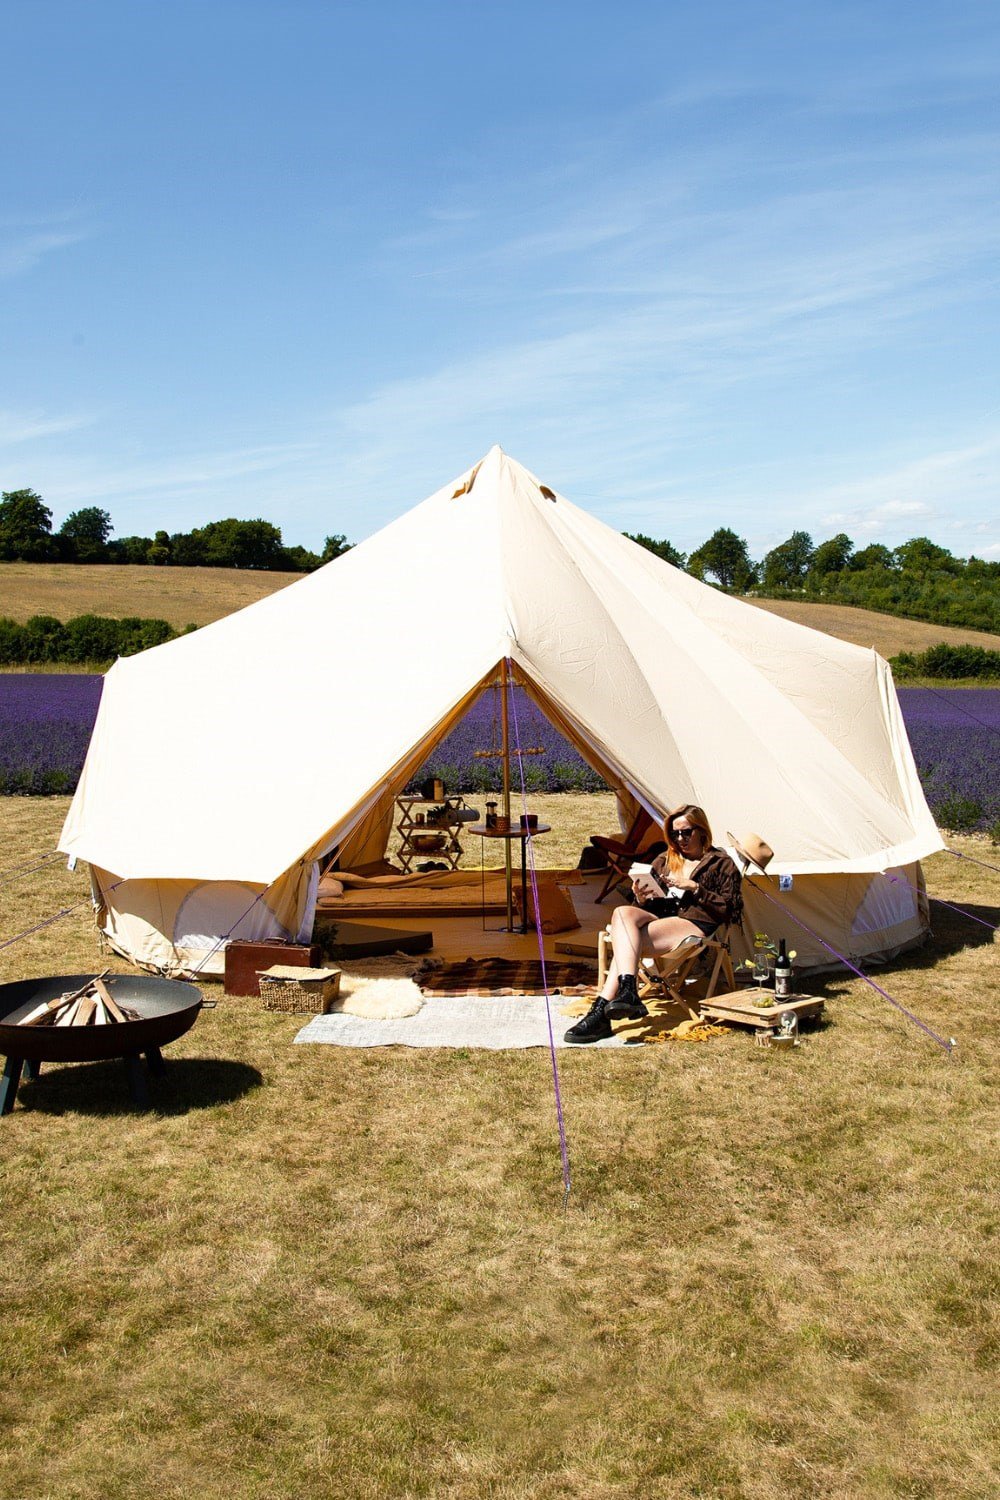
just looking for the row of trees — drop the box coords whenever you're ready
[625,527,1000,633]
[4,485,997,633]
[0,489,351,571]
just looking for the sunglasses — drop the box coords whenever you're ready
[673,827,700,840]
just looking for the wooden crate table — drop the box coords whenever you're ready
[699,989,824,1030]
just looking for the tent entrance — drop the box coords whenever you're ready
[327,658,645,876]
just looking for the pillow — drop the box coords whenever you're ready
[317,875,344,899]
[514,877,580,934]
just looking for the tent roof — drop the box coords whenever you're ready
[60,446,941,883]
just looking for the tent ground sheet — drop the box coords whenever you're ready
[294,994,730,1050]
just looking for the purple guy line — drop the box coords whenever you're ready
[508,662,572,1206]
[746,877,954,1055]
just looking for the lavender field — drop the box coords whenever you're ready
[410,689,609,795]
[896,688,1000,833]
[0,674,103,794]
[1,676,998,832]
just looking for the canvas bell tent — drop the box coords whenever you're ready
[59,446,941,974]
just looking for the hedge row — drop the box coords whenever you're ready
[0,614,194,665]
[890,644,1000,680]
[3,614,998,682]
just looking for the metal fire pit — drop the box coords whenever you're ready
[0,973,203,1114]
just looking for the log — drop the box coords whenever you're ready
[14,971,135,1029]
[17,970,111,1028]
[93,979,127,1024]
[17,995,69,1027]
[74,994,97,1026]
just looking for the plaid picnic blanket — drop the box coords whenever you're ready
[415,956,596,997]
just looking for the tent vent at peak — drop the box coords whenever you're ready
[539,484,556,501]
[452,461,483,498]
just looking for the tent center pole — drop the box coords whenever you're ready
[501,658,514,931]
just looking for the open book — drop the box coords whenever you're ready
[628,862,683,904]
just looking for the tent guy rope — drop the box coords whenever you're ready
[183,882,280,979]
[944,847,1000,877]
[920,683,1000,738]
[884,871,1000,933]
[745,876,955,1055]
[0,875,124,953]
[0,851,64,888]
[509,663,571,1209]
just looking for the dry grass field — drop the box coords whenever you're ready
[0,794,997,1499]
[0,562,299,627]
[746,599,1000,655]
[4,563,1000,657]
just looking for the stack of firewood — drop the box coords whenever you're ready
[16,971,140,1028]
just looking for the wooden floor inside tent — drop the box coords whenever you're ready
[320,870,616,967]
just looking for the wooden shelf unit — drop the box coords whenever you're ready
[395,795,471,873]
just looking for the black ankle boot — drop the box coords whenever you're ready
[606,972,648,1020]
[564,996,614,1044]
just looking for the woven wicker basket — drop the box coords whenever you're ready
[257,965,341,1014]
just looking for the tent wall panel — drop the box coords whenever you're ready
[738,863,928,972]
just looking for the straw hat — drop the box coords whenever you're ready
[727,831,774,875]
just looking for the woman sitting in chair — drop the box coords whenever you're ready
[565,802,743,1043]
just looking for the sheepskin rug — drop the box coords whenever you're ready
[329,954,425,1019]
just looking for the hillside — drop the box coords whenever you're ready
[3,562,1000,656]
[0,562,299,627]
[746,598,1000,654]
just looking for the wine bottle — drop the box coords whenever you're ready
[774,938,792,999]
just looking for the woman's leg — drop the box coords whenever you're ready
[605,913,709,1019]
[644,915,709,955]
[567,908,715,1043]
[599,905,655,1000]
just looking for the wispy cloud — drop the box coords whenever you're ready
[817,438,1000,536]
[322,83,1000,547]
[47,442,321,511]
[823,498,936,535]
[0,408,95,446]
[0,212,94,279]
[8,38,999,560]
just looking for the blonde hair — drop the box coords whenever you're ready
[663,803,713,874]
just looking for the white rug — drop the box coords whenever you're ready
[295,994,634,1049]
[324,955,426,1019]
[330,977,424,1019]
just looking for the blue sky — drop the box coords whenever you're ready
[3,1,999,559]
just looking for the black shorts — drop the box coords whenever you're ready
[638,896,680,920]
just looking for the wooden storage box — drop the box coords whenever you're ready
[257,965,341,1014]
[699,990,824,1030]
[224,940,321,997]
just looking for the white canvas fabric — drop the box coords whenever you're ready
[60,446,942,973]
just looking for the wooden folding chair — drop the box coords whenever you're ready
[589,808,660,904]
[597,923,736,1019]
[639,935,705,1012]
[646,925,735,1017]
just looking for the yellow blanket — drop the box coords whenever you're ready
[559,994,730,1044]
